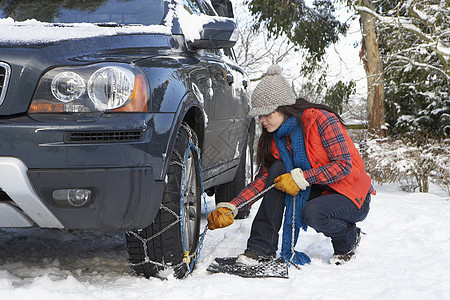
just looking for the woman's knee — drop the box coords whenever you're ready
[302,200,322,227]
[302,197,335,230]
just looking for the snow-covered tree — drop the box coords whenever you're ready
[354,0,449,81]
[350,0,387,137]
[365,0,450,139]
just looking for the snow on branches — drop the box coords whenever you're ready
[364,137,450,195]
[353,0,449,81]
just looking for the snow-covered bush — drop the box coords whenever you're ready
[364,138,450,195]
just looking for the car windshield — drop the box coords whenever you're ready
[0,0,166,26]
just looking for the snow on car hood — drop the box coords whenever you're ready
[0,18,172,45]
[0,0,230,46]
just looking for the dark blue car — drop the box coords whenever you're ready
[0,0,254,278]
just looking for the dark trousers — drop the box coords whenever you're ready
[246,160,370,256]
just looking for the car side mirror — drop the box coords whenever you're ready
[188,18,237,50]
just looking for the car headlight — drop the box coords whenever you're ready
[51,71,86,103]
[88,67,133,110]
[29,63,149,113]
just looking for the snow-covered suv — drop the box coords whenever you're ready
[0,0,254,278]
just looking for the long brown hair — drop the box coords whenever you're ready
[256,98,345,170]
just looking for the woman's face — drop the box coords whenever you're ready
[258,111,286,133]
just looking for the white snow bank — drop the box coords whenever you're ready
[0,183,449,299]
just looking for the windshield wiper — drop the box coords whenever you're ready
[46,23,74,27]
[95,22,122,27]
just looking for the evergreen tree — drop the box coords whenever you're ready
[375,0,450,139]
[324,80,356,114]
[244,0,348,64]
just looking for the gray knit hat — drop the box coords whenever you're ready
[248,65,296,118]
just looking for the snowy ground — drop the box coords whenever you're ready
[0,183,449,300]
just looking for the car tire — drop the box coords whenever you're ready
[125,124,201,279]
[215,123,254,219]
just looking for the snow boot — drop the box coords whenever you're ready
[330,227,362,265]
[236,250,274,265]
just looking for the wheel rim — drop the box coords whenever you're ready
[182,148,199,251]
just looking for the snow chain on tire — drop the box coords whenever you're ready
[125,123,209,279]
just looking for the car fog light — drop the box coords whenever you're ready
[52,189,92,207]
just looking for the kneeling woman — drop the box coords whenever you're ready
[208,65,374,265]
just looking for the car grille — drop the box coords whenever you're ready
[0,62,11,106]
[65,130,145,143]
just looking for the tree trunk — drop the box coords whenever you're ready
[358,0,386,137]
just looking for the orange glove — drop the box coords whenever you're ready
[273,168,309,196]
[207,202,238,230]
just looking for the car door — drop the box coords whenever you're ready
[204,0,250,164]
[203,49,237,166]
[189,0,239,173]
[222,47,250,160]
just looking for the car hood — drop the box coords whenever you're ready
[0,33,173,115]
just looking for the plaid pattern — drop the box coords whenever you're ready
[230,110,374,210]
[302,110,351,184]
[231,170,268,210]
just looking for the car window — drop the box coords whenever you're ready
[211,0,234,17]
[224,47,237,62]
[183,0,202,15]
[198,0,216,16]
[0,0,166,25]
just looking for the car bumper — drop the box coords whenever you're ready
[0,157,165,231]
[0,113,175,231]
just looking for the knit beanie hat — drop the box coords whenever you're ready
[248,65,296,118]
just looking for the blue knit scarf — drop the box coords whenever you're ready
[274,116,311,266]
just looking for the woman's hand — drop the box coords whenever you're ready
[207,202,238,230]
[274,168,309,196]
